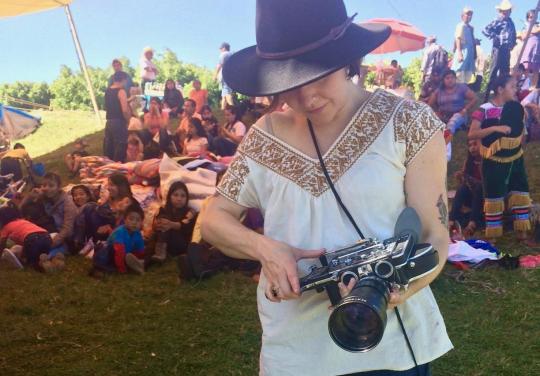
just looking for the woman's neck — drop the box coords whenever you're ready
[491,96,505,107]
[308,85,367,133]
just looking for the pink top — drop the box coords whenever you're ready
[0,219,47,244]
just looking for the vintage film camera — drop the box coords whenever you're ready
[299,208,440,352]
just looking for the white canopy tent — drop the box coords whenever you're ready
[0,0,102,125]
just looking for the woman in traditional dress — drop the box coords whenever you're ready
[469,75,534,245]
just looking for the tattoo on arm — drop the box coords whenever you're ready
[436,194,448,228]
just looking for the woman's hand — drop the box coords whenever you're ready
[260,238,325,302]
[97,225,112,235]
[156,218,176,232]
[496,125,511,135]
[387,289,407,310]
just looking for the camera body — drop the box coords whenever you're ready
[300,233,438,298]
[299,226,439,352]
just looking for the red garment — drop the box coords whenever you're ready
[0,219,47,245]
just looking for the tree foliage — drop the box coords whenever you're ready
[402,57,423,98]
[39,49,221,110]
[0,81,51,108]
[153,49,221,106]
[49,65,109,110]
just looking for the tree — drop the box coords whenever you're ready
[0,81,51,108]
[402,57,423,98]
[50,65,108,110]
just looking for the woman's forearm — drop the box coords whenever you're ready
[201,202,263,261]
[401,230,448,300]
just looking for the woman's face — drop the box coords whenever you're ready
[468,140,480,156]
[108,180,119,199]
[150,100,159,111]
[280,69,349,123]
[499,79,517,102]
[202,108,212,120]
[443,74,456,89]
[170,188,187,209]
[202,120,215,133]
[42,179,60,199]
[224,109,235,123]
[72,188,90,207]
[166,81,175,90]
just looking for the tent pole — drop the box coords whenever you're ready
[63,4,102,126]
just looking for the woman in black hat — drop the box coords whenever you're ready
[201,1,452,375]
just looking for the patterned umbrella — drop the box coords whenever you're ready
[362,18,426,54]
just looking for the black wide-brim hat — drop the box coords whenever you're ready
[223,0,391,97]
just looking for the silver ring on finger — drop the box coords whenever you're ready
[271,286,280,297]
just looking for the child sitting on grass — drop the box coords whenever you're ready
[0,205,64,272]
[152,181,196,262]
[70,185,98,256]
[64,138,89,176]
[93,202,145,275]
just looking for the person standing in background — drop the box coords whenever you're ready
[483,0,517,101]
[421,36,444,83]
[519,9,540,88]
[104,72,131,162]
[452,7,476,84]
[189,79,208,113]
[215,42,234,109]
[139,47,158,94]
[107,59,133,93]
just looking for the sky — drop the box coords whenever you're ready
[0,0,536,84]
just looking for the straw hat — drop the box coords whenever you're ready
[495,0,513,11]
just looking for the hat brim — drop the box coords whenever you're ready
[222,23,391,97]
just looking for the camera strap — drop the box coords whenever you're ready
[307,119,420,375]
[306,119,365,240]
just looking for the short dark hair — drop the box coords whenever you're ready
[220,42,230,51]
[43,172,61,187]
[112,71,128,83]
[13,143,24,149]
[124,202,144,219]
[185,98,196,108]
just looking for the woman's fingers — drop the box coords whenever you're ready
[294,248,325,261]
[338,277,357,298]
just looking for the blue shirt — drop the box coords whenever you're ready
[107,225,144,254]
[483,16,516,49]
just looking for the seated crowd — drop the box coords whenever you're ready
[0,64,260,279]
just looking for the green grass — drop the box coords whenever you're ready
[0,111,539,375]
[23,110,104,158]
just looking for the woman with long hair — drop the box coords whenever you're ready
[211,105,246,156]
[469,75,535,245]
[163,79,184,118]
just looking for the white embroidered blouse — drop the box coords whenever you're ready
[216,89,453,376]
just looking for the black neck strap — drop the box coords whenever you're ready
[306,119,365,240]
[306,118,420,375]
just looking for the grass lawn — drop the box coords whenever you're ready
[0,110,539,375]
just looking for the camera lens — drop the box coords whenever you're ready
[328,277,390,352]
